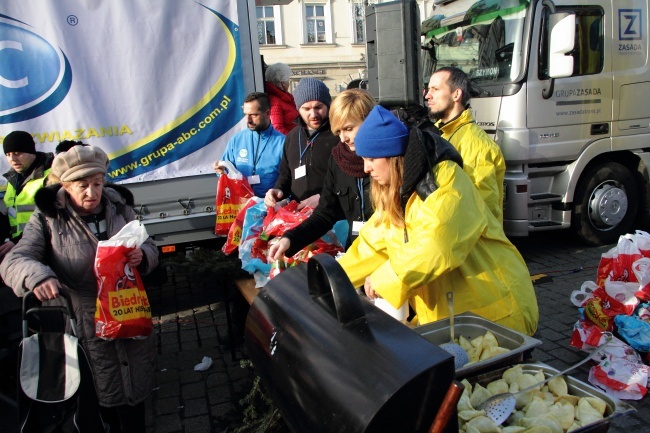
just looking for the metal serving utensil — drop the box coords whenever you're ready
[439,291,469,369]
[477,332,613,425]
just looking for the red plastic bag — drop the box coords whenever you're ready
[222,197,262,255]
[602,280,639,316]
[632,257,650,301]
[597,235,642,285]
[94,221,153,339]
[260,200,313,240]
[264,203,344,279]
[590,358,649,400]
[215,161,254,236]
[570,319,607,350]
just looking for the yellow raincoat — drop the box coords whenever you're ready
[338,159,538,336]
[437,109,505,222]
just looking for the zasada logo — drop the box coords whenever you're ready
[0,15,72,124]
[619,9,642,41]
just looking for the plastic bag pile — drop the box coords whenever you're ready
[221,199,344,286]
[570,230,650,400]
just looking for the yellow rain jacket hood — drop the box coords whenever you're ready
[338,129,538,336]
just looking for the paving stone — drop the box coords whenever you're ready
[179,369,203,385]
[155,395,182,415]
[182,381,206,400]
[208,385,234,405]
[180,416,212,433]
[152,413,182,433]
[154,381,180,399]
[210,401,239,419]
[183,398,209,417]
[160,342,180,354]
[206,371,231,388]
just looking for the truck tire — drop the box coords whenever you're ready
[572,162,639,246]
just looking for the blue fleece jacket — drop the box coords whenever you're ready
[220,125,285,197]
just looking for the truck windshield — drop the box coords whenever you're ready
[422,0,530,87]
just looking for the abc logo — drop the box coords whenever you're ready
[1,16,72,123]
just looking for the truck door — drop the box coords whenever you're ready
[526,1,612,161]
[523,1,645,246]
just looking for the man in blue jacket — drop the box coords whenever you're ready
[213,92,285,198]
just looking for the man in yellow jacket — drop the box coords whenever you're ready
[338,105,538,336]
[425,67,506,222]
[1,131,53,259]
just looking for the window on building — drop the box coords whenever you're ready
[539,7,603,78]
[352,2,365,44]
[257,6,282,45]
[304,2,332,44]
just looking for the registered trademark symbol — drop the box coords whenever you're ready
[67,15,78,26]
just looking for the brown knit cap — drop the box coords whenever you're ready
[51,146,109,182]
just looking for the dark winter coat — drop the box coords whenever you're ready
[273,118,339,202]
[284,155,372,255]
[0,183,158,407]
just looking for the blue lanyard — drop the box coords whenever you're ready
[252,131,268,175]
[298,129,321,165]
[357,178,366,222]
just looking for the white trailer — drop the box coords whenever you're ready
[421,0,650,245]
[0,0,265,248]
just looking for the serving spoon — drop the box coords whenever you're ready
[477,332,613,425]
[439,291,469,369]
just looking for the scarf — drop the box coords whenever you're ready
[331,142,366,178]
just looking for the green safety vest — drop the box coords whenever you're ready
[3,169,50,239]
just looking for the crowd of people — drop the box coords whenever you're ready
[0,63,540,431]
[217,64,538,336]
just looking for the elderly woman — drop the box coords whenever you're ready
[265,62,299,134]
[337,106,539,336]
[0,145,158,433]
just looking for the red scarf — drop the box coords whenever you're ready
[331,142,366,178]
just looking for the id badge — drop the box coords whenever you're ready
[247,174,261,185]
[295,165,306,179]
[352,220,365,235]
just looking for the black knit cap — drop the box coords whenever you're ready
[3,131,36,154]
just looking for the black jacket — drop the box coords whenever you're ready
[283,155,372,255]
[273,118,339,202]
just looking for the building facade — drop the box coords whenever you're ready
[256,0,435,95]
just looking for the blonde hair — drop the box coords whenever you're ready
[370,156,405,227]
[329,89,376,135]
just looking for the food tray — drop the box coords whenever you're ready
[465,362,636,433]
[414,312,542,378]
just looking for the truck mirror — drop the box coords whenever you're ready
[547,12,575,78]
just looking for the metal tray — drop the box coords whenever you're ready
[414,312,542,378]
[464,362,636,433]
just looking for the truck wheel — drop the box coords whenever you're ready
[572,162,639,246]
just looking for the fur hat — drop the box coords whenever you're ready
[293,78,331,109]
[51,145,109,182]
[265,63,292,85]
[354,105,409,158]
[3,131,36,154]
